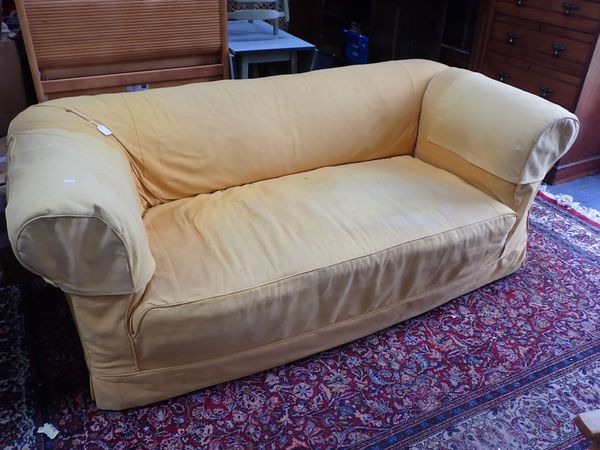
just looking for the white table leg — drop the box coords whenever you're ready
[240,56,249,79]
[291,51,298,73]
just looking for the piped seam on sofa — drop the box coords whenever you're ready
[426,104,579,186]
[414,67,454,156]
[144,221,182,302]
[131,212,517,335]
[15,213,136,296]
[435,72,570,186]
[414,139,520,213]
[69,292,142,374]
[94,247,523,378]
[121,95,147,180]
[31,104,155,211]
[399,63,418,98]
[125,291,145,372]
[515,117,579,185]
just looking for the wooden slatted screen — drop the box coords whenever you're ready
[17,0,228,101]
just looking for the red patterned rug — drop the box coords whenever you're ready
[1,194,599,449]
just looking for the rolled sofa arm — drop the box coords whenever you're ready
[416,68,579,190]
[6,115,155,296]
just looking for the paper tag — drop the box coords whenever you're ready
[96,124,113,136]
[126,83,150,92]
[37,423,59,439]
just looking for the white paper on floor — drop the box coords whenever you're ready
[37,423,59,439]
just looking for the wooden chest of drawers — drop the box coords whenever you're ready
[476,0,600,183]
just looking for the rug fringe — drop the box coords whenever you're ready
[539,186,600,227]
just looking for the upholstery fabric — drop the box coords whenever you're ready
[137,156,516,369]
[6,60,579,409]
[39,60,443,207]
[5,130,154,296]
[415,67,578,261]
[423,70,579,185]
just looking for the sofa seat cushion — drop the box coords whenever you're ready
[133,156,516,370]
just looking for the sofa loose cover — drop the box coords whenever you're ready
[6,60,579,410]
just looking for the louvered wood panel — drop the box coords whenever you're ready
[17,0,228,101]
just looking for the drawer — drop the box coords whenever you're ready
[496,0,600,34]
[488,14,595,77]
[481,53,581,110]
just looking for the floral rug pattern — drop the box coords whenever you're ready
[0,195,599,449]
[0,285,36,449]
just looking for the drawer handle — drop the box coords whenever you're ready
[498,72,511,82]
[540,86,554,98]
[562,2,579,15]
[507,32,520,45]
[552,43,567,57]
[516,0,525,5]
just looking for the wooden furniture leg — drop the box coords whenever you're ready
[575,410,600,450]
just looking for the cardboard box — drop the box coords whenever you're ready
[0,35,28,137]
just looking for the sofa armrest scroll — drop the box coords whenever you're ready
[6,129,155,296]
[417,68,580,186]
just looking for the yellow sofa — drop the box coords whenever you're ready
[6,60,579,410]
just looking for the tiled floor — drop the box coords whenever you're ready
[545,174,600,211]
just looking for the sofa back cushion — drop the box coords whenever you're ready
[41,60,447,207]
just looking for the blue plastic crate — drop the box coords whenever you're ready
[342,29,368,64]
